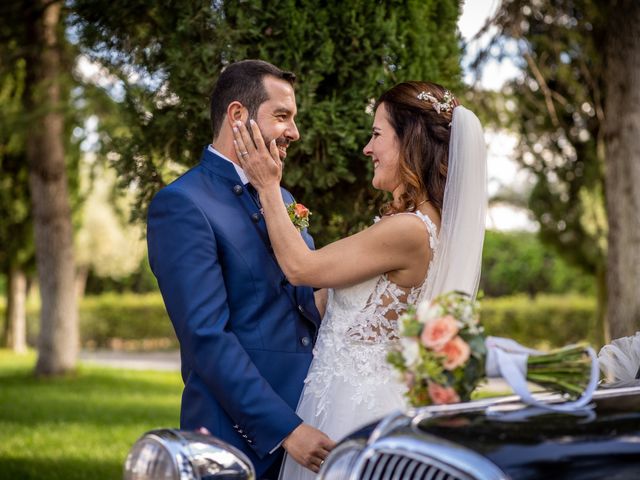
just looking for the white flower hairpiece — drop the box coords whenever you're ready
[417,89,456,115]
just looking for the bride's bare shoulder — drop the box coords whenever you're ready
[372,212,434,248]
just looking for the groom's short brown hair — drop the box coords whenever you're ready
[209,60,296,139]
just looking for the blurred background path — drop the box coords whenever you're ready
[78,349,515,394]
[79,349,180,371]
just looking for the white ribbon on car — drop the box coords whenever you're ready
[485,336,600,412]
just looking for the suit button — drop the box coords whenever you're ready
[298,305,305,314]
[251,212,261,223]
[301,336,310,347]
[233,185,243,195]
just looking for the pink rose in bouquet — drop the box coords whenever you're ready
[420,314,458,350]
[440,336,471,371]
[428,381,461,405]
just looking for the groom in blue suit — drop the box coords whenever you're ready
[147,60,334,478]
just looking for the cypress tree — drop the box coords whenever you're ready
[72,0,462,244]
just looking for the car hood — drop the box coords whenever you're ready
[400,387,640,479]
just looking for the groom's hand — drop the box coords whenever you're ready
[282,423,336,473]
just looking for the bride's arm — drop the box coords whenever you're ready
[234,120,429,288]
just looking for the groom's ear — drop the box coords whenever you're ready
[227,101,247,126]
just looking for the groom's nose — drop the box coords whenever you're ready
[286,120,300,142]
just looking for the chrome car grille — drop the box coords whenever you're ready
[358,451,470,480]
[320,428,506,480]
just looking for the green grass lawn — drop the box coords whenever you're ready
[0,349,182,480]
[0,349,511,479]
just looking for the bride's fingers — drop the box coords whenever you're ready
[232,125,249,158]
[268,139,282,168]
[249,119,269,155]
[234,121,257,155]
[232,139,246,166]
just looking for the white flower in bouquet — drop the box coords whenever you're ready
[416,301,442,324]
[398,312,414,336]
[400,337,421,368]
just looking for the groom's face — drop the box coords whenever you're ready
[251,76,300,161]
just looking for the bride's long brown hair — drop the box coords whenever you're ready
[376,81,459,216]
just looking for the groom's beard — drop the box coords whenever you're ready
[246,122,290,161]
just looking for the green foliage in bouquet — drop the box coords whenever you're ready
[525,343,594,398]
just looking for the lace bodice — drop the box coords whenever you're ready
[303,211,438,418]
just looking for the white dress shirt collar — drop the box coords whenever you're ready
[208,144,249,185]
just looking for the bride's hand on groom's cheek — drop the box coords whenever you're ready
[232,120,282,189]
[282,423,336,473]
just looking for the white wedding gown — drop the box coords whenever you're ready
[279,211,439,480]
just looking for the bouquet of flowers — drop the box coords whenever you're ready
[388,291,597,407]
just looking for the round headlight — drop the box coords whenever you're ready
[124,429,255,480]
[124,434,187,480]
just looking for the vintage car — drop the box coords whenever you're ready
[123,384,640,479]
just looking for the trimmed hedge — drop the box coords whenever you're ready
[4,293,598,350]
[78,293,176,348]
[481,231,595,297]
[19,293,177,349]
[480,294,597,349]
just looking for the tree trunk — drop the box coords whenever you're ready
[604,0,640,340]
[75,265,89,300]
[594,264,608,348]
[25,0,78,375]
[5,266,28,353]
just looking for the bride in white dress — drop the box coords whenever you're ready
[233,81,487,479]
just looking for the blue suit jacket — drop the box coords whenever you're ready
[147,147,321,475]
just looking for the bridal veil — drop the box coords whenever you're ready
[420,105,487,302]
